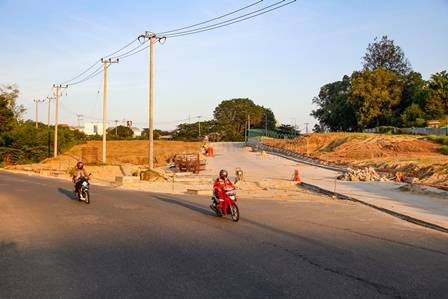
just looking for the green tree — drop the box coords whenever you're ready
[107,125,134,139]
[350,68,404,128]
[425,71,448,119]
[311,75,358,131]
[0,85,24,132]
[213,98,266,140]
[253,107,276,130]
[400,103,426,127]
[173,120,220,140]
[362,36,411,75]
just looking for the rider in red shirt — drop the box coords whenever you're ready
[211,169,234,209]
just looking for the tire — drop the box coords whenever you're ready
[230,204,239,222]
[82,190,90,204]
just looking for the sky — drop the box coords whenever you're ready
[1,0,447,131]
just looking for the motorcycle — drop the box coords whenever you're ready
[75,176,90,204]
[210,186,239,222]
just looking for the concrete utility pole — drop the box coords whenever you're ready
[139,32,164,169]
[114,120,119,136]
[265,114,268,136]
[33,98,44,128]
[197,116,202,137]
[100,58,119,164]
[247,114,251,140]
[52,84,68,157]
[76,114,84,128]
[46,97,54,128]
[304,122,310,134]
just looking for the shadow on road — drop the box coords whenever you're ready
[57,188,75,200]
[152,194,215,217]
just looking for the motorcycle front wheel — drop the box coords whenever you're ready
[82,190,90,204]
[230,204,239,222]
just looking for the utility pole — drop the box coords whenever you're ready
[46,97,53,128]
[100,57,119,164]
[76,114,84,128]
[33,98,44,128]
[265,114,268,136]
[197,116,202,137]
[247,114,251,140]
[139,32,165,169]
[52,84,68,157]
[114,120,119,136]
[304,122,310,134]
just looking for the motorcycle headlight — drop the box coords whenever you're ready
[82,181,88,187]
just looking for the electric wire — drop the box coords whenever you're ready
[55,1,296,88]
[165,0,296,38]
[110,39,149,60]
[67,64,106,87]
[157,0,264,35]
[59,37,138,85]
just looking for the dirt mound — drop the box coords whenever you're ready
[262,133,448,187]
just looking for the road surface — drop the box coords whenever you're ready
[1,171,448,298]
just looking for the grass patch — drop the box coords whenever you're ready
[426,135,448,145]
[441,145,448,155]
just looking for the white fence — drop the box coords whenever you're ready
[364,127,448,136]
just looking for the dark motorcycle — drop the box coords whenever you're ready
[75,176,90,204]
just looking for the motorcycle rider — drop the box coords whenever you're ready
[73,161,90,196]
[211,169,235,209]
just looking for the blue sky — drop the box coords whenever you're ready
[1,0,447,130]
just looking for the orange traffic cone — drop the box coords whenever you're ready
[293,169,301,184]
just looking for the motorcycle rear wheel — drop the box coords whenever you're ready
[230,204,239,222]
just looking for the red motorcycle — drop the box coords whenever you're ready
[210,186,240,222]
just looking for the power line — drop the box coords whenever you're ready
[157,0,264,35]
[52,1,296,88]
[67,64,109,87]
[59,37,138,85]
[165,0,296,38]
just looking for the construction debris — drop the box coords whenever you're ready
[337,167,390,182]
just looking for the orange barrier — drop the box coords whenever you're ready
[207,147,214,156]
[293,169,301,184]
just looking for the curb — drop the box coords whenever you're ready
[300,182,448,234]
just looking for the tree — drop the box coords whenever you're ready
[311,75,358,131]
[107,125,133,139]
[0,85,24,132]
[425,71,448,119]
[362,36,411,75]
[213,98,267,140]
[350,68,404,128]
[400,103,426,127]
[276,124,300,136]
[173,120,221,141]
[253,107,276,131]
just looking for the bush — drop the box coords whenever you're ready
[441,145,448,155]
[0,121,86,164]
[427,135,448,145]
[377,126,397,134]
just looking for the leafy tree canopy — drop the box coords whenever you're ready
[362,35,411,75]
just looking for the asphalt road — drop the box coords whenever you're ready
[1,171,448,298]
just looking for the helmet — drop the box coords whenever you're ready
[76,161,84,170]
[219,169,228,179]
